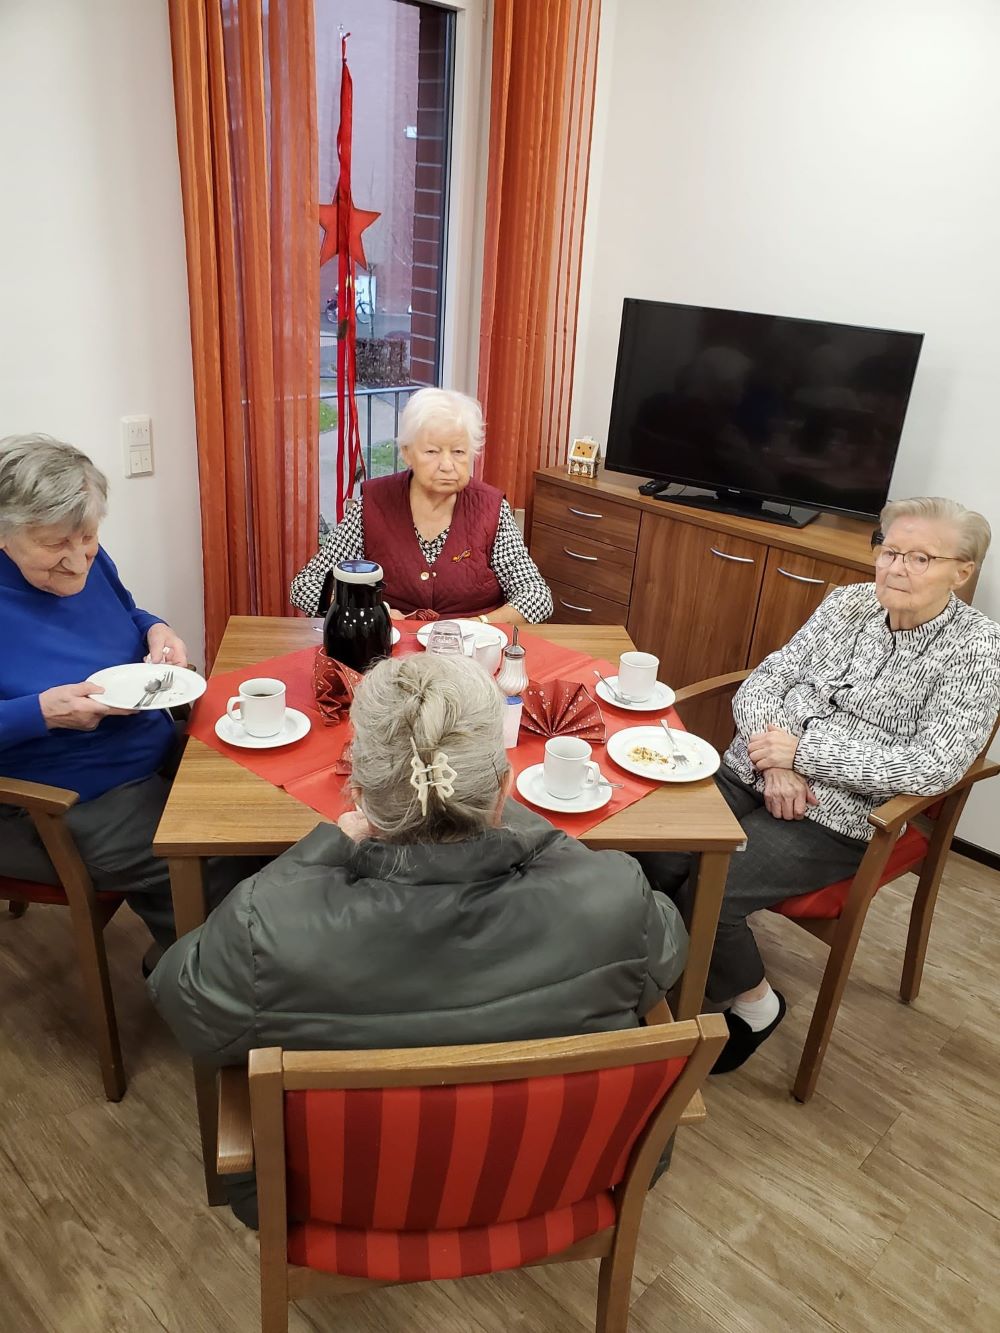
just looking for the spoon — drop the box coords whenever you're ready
[134,675,164,708]
[593,669,635,705]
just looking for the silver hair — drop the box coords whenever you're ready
[397,387,486,462]
[880,496,991,568]
[0,433,108,540]
[349,653,508,843]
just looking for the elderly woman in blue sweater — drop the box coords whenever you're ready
[0,434,248,950]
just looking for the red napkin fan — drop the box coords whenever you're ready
[520,679,606,743]
[312,650,363,724]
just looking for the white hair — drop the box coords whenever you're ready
[880,496,991,567]
[397,387,486,461]
[349,653,508,843]
[0,433,108,540]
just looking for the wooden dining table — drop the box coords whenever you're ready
[154,615,745,1203]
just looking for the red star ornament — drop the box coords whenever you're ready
[318,189,380,270]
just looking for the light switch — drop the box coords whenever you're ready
[122,416,153,477]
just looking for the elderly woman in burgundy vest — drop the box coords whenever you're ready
[290,388,553,625]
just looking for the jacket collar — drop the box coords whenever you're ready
[343,817,558,886]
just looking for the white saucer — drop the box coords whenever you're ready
[214,707,312,750]
[515,763,613,814]
[595,677,676,712]
[87,662,207,710]
[416,620,508,651]
[606,726,720,783]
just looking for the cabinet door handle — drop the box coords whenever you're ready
[709,547,755,565]
[563,546,598,562]
[567,506,604,520]
[777,566,825,585]
[559,597,593,614]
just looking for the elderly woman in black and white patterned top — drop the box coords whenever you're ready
[290,388,552,626]
[639,496,1000,1074]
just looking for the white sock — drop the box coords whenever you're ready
[731,983,780,1032]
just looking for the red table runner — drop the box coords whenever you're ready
[187,622,682,836]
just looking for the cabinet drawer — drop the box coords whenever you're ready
[548,579,631,625]
[533,480,640,551]
[749,549,870,666]
[531,523,634,603]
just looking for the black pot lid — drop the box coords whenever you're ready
[334,559,384,584]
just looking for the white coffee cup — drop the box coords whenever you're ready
[226,677,286,738]
[472,628,502,674]
[618,651,659,702]
[543,736,601,799]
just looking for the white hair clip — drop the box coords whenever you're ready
[409,739,458,816]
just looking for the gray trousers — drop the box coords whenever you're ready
[0,771,261,950]
[637,766,867,1003]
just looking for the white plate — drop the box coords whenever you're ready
[87,663,207,711]
[515,762,613,814]
[595,677,676,712]
[214,707,312,750]
[606,726,720,783]
[416,620,509,652]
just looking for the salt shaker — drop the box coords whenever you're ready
[496,627,528,696]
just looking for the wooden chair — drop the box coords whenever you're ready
[216,1013,727,1333]
[0,775,127,1100]
[672,669,1000,1103]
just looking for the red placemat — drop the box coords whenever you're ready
[188,623,681,838]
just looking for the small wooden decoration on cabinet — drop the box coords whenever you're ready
[568,437,600,478]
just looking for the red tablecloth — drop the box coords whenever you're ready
[186,622,682,836]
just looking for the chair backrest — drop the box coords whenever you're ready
[249,1018,726,1242]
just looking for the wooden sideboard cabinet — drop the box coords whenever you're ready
[527,467,978,748]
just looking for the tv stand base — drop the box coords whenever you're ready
[639,483,819,529]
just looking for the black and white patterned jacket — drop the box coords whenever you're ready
[725,583,1000,842]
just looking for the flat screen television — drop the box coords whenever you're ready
[604,300,924,526]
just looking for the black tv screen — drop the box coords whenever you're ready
[605,300,924,520]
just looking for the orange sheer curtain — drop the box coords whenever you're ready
[168,0,319,664]
[478,0,601,509]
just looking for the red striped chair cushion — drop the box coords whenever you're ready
[287,1191,616,1281]
[285,1058,684,1233]
[769,824,929,921]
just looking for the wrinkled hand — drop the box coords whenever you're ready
[748,723,799,772]
[763,766,818,821]
[39,682,133,732]
[337,807,370,842]
[145,623,188,667]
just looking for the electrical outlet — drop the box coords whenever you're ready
[122,416,153,477]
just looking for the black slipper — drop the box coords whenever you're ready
[709,991,787,1075]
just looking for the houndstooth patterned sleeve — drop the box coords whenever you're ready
[492,500,553,623]
[289,500,366,615]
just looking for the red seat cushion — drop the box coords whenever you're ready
[769,824,929,921]
[0,876,125,912]
[287,1191,616,1280]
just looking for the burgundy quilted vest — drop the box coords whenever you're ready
[362,471,504,617]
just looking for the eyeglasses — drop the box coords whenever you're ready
[873,547,966,573]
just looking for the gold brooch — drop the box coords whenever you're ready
[452,549,472,563]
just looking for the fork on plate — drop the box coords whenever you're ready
[135,669,174,709]
[658,718,690,767]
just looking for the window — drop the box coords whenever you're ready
[315,0,455,527]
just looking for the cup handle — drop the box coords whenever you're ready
[582,761,601,788]
[226,696,242,722]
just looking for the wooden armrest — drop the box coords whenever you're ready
[217,1066,254,1174]
[0,775,79,815]
[672,670,751,708]
[643,998,707,1125]
[868,756,1000,834]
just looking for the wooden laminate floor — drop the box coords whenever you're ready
[1,853,998,1332]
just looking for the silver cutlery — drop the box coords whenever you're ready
[593,669,635,705]
[134,675,164,708]
[598,779,625,789]
[658,718,691,767]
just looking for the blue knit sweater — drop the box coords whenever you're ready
[0,547,175,802]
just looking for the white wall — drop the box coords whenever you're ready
[572,0,1000,851]
[0,0,205,665]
